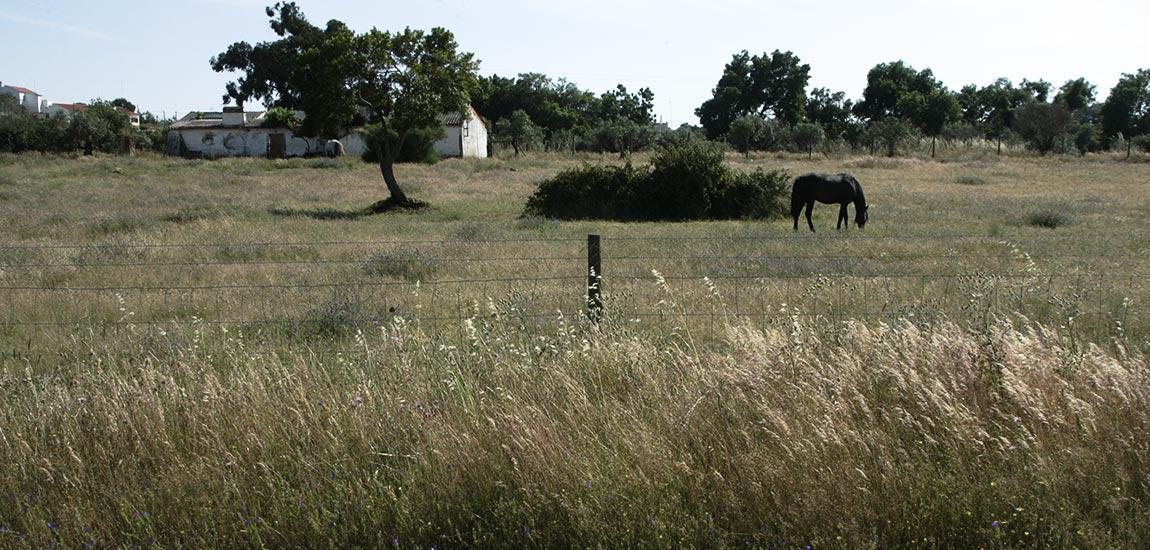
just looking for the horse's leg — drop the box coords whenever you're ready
[805,201,815,232]
[837,203,848,230]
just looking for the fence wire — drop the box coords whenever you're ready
[1,235,1147,361]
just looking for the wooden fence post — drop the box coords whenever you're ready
[587,234,602,323]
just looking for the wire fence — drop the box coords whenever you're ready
[2,233,1148,360]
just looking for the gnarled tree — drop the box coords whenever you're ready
[213,3,479,209]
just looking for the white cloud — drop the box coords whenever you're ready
[0,10,133,45]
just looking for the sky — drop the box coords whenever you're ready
[2,0,1148,125]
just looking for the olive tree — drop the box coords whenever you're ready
[791,122,825,159]
[215,3,479,209]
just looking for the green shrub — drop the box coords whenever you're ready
[1133,134,1150,153]
[710,168,791,219]
[523,163,645,220]
[524,141,790,221]
[638,140,726,219]
[1025,209,1073,229]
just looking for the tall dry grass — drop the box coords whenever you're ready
[1,311,1147,547]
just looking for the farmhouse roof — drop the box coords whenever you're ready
[437,105,484,126]
[8,86,38,95]
[54,103,88,113]
[170,104,484,130]
[169,111,267,130]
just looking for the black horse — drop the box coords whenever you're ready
[791,173,869,232]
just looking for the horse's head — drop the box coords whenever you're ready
[856,204,869,228]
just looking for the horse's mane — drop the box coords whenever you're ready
[849,175,867,207]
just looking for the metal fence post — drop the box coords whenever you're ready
[587,234,602,323]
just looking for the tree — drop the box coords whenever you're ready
[1101,69,1150,158]
[854,61,957,157]
[210,2,323,108]
[864,118,915,157]
[215,3,479,208]
[587,119,659,158]
[69,101,137,155]
[111,98,137,113]
[0,94,34,152]
[1056,78,1096,113]
[494,110,543,156]
[805,88,854,141]
[918,88,960,157]
[1014,101,1071,155]
[854,61,937,121]
[1020,79,1052,103]
[599,84,655,124]
[976,78,1031,154]
[791,122,825,159]
[696,50,810,139]
[727,115,769,158]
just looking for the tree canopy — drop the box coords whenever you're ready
[1101,69,1150,157]
[213,2,479,207]
[696,50,810,139]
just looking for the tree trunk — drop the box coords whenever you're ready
[512,141,520,157]
[375,124,410,205]
[996,136,1002,155]
[931,135,936,158]
[807,147,812,160]
[1128,139,1133,159]
[379,157,409,204]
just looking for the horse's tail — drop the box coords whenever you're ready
[790,175,811,218]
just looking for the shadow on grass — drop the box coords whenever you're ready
[366,197,430,214]
[269,199,430,220]
[268,207,369,220]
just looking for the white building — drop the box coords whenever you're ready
[0,83,44,114]
[1,82,141,127]
[167,106,488,159]
[435,106,489,158]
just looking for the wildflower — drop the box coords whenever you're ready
[992,520,1001,527]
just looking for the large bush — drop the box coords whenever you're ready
[523,163,645,220]
[524,141,789,221]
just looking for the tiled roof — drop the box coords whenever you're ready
[8,86,38,95]
[169,111,268,130]
[53,103,88,113]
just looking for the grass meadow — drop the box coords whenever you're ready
[1,149,1149,546]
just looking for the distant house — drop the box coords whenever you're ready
[46,103,142,127]
[436,106,489,158]
[166,105,488,159]
[0,83,45,114]
[0,81,141,126]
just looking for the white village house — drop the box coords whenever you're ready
[166,105,488,159]
[1,82,142,126]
